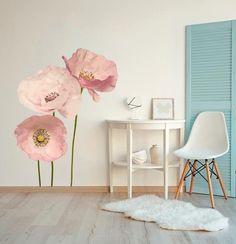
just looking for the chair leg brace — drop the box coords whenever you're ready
[184,159,218,182]
[175,158,227,208]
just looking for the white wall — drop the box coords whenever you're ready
[0,0,236,186]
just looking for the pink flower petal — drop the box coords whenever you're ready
[88,89,100,102]
[63,49,118,101]
[18,66,81,118]
[59,95,81,118]
[79,75,116,92]
[15,115,67,161]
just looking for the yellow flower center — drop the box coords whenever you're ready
[33,128,50,147]
[37,135,45,142]
[79,70,95,81]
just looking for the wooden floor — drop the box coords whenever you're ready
[0,192,235,244]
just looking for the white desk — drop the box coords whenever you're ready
[107,119,185,199]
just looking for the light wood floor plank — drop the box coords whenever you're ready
[0,192,235,244]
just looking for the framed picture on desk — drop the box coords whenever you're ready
[152,98,174,120]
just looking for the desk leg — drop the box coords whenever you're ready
[179,127,185,193]
[108,126,113,193]
[164,127,169,200]
[127,124,132,198]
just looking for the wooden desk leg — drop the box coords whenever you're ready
[127,124,133,198]
[108,126,113,193]
[164,126,170,200]
[179,127,185,193]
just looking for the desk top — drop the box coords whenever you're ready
[107,119,185,130]
[107,119,185,124]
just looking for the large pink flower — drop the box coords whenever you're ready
[62,48,118,102]
[15,115,67,161]
[18,66,81,118]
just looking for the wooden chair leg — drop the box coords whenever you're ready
[189,160,198,195]
[213,159,227,200]
[205,160,215,208]
[175,160,190,199]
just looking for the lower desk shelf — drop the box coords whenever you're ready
[112,161,180,170]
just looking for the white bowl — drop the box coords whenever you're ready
[132,150,147,164]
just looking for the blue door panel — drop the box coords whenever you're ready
[186,20,236,197]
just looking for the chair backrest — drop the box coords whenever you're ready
[186,111,229,155]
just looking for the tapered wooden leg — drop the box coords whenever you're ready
[213,159,227,200]
[205,160,215,208]
[175,160,190,199]
[189,160,198,195]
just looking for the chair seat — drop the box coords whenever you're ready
[174,147,227,160]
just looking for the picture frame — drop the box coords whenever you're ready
[152,98,174,120]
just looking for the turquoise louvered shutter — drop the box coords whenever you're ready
[186,20,236,197]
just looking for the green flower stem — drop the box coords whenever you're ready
[70,114,78,187]
[51,161,54,187]
[70,88,83,187]
[37,160,41,187]
[50,111,55,187]
[70,87,84,186]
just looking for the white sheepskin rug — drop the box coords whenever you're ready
[102,195,228,231]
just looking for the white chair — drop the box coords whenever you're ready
[174,111,229,208]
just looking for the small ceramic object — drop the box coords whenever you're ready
[150,144,159,164]
[126,96,143,120]
[132,150,147,164]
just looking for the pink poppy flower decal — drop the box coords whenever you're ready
[18,66,81,118]
[15,115,67,161]
[62,49,118,102]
